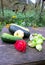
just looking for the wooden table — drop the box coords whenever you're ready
[0,27,45,65]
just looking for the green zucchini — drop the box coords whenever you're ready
[1,33,22,43]
[9,24,30,38]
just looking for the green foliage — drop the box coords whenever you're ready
[0,22,6,31]
[0,9,45,33]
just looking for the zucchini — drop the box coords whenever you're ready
[9,24,30,38]
[1,33,22,43]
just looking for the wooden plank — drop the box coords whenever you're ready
[0,27,45,65]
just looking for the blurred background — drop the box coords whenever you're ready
[0,0,45,32]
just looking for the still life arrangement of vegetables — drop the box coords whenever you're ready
[1,24,45,52]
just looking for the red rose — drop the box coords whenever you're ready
[14,40,26,52]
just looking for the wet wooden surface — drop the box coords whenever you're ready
[0,27,45,65]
